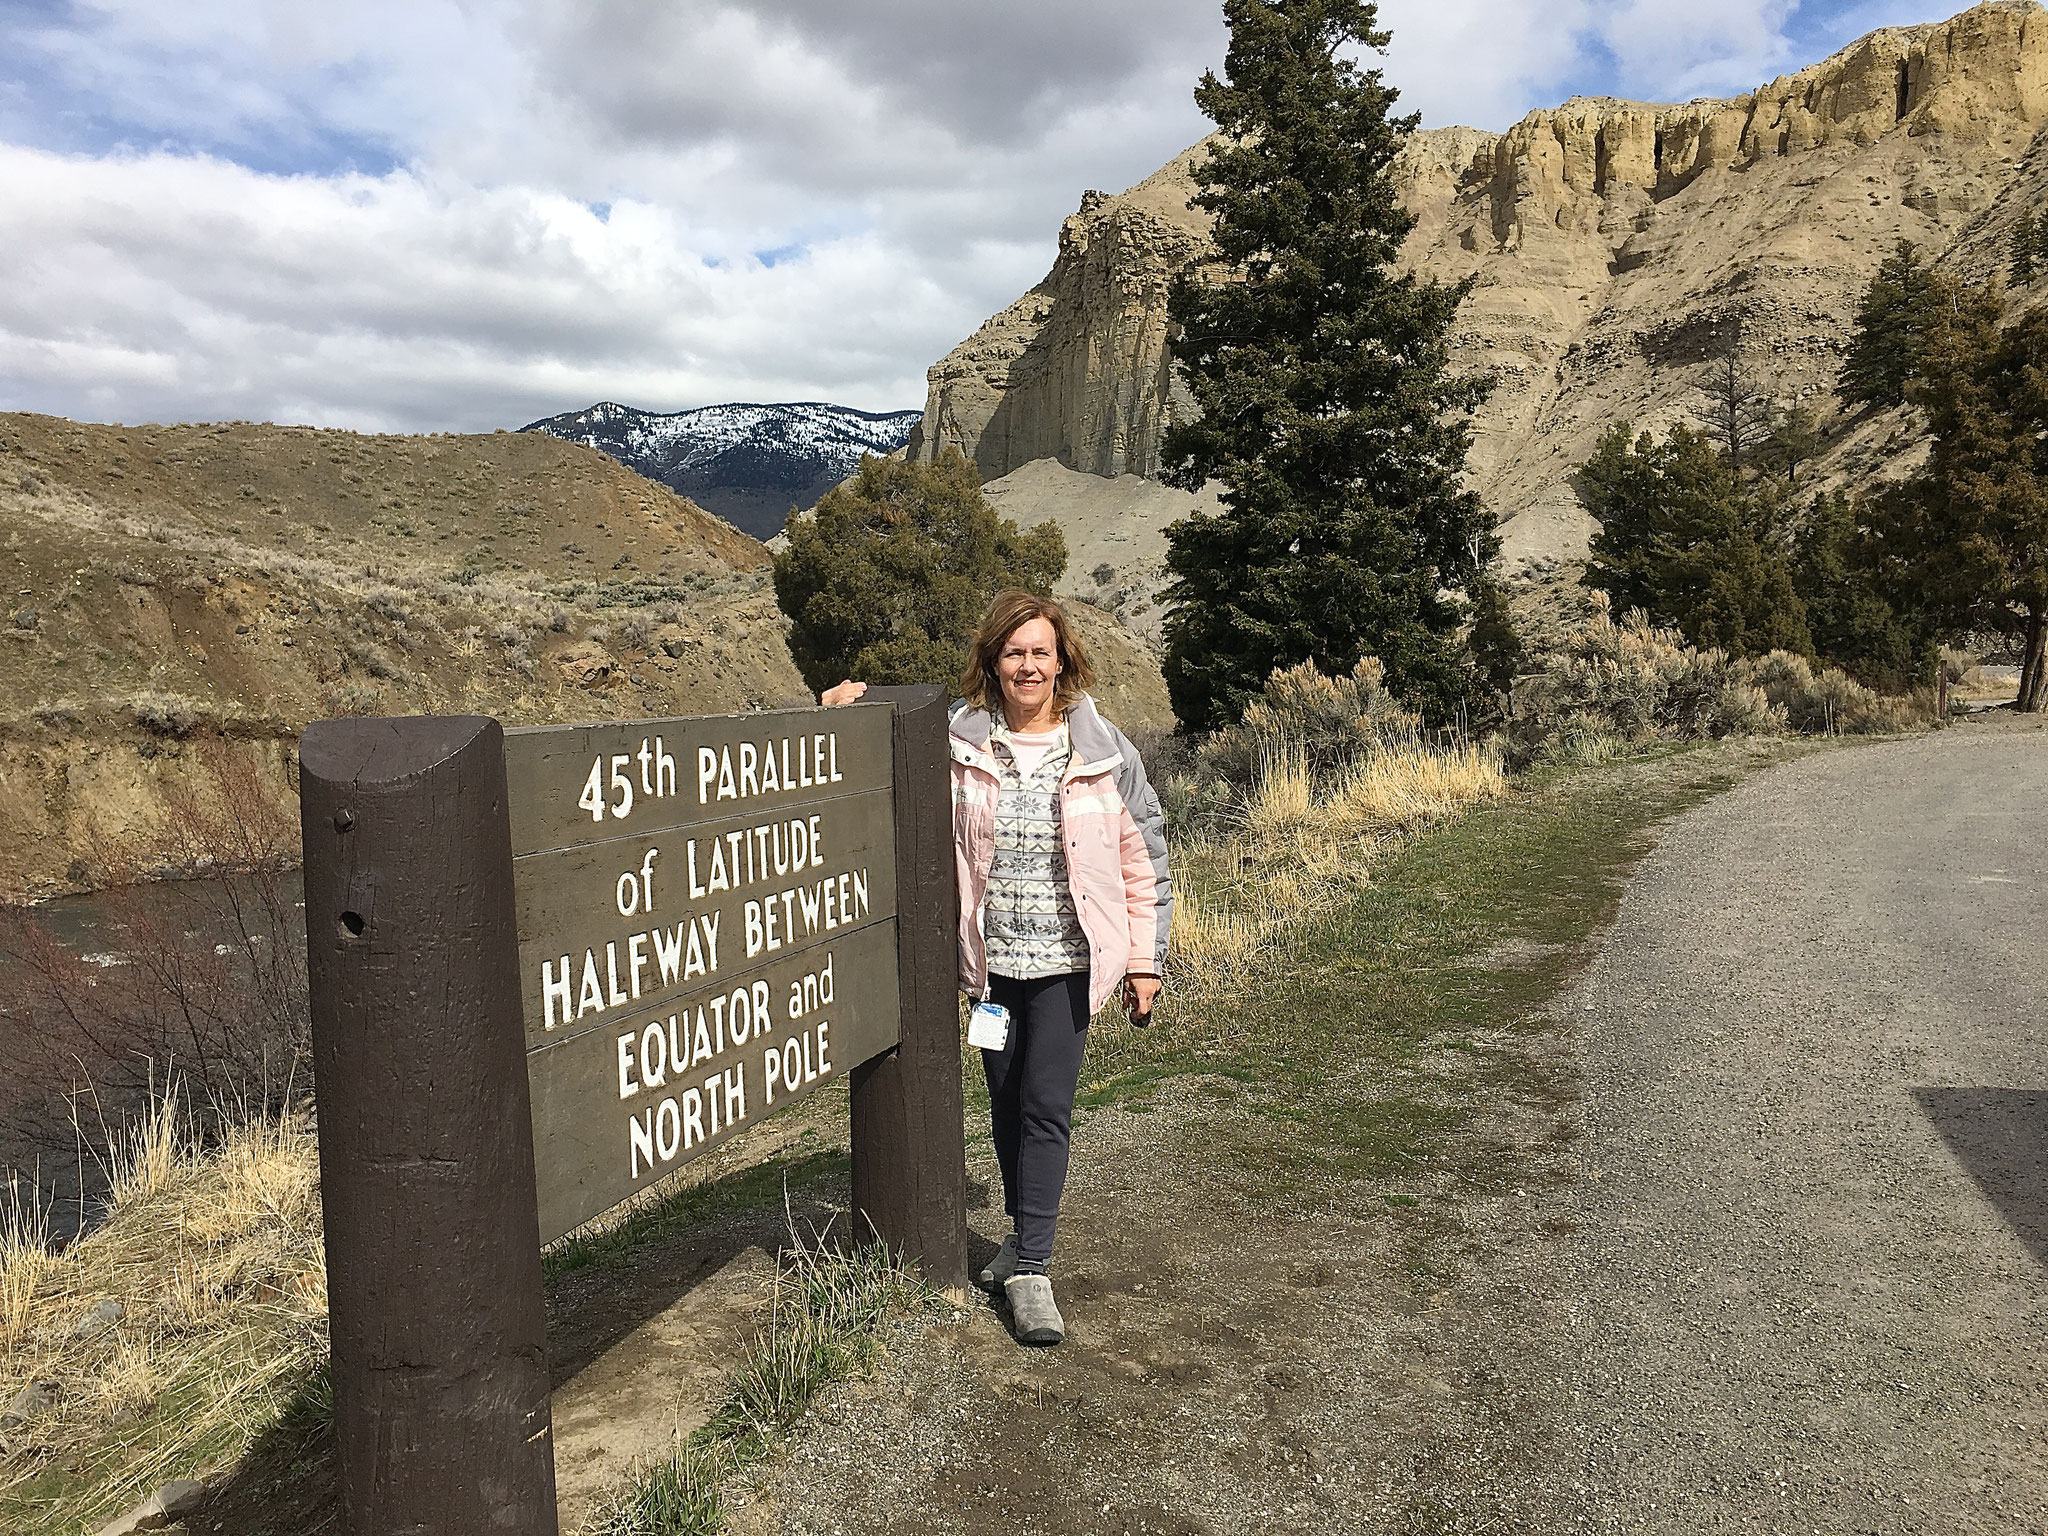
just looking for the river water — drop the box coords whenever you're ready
[0,872,308,1240]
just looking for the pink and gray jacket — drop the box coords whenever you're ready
[950,695,1173,1014]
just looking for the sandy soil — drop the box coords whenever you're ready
[979,459,1213,650]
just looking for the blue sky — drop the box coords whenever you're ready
[0,0,1963,432]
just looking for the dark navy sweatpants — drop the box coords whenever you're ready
[981,970,1090,1267]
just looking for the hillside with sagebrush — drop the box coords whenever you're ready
[0,414,1168,900]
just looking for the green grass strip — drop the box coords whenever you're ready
[1067,745,1786,1176]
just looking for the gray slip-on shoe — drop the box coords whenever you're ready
[976,1233,1019,1293]
[1003,1273,1065,1346]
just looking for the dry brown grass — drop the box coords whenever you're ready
[0,1185,54,1361]
[1165,737,1507,994]
[0,1086,325,1535]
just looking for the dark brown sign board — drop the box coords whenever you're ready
[300,693,963,1536]
[503,703,902,1243]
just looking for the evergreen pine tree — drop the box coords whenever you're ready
[1573,421,1671,619]
[1792,488,1924,690]
[1577,422,1813,658]
[1158,0,1494,731]
[1870,284,2048,709]
[772,450,1065,695]
[1838,241,1944,410]
[2011,211,2038,287]
[1467,575,1527,703]
[1760,402,1824,486]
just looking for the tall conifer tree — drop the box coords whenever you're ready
[1577,422,1812,658]
[1838,241,1944,410]
[1159,0,1494,730]
[2011,211,2038,286]
[1871,285,2048,709]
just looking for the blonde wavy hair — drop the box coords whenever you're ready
[957,590,1095,717]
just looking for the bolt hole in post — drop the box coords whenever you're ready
[338,911,365,938]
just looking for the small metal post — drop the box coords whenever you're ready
[300,715,558,1536]
[849,685,967,1286]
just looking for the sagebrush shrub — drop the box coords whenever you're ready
[1195,658,1420,790]
[345,639,397,679]
[1740,649,1916,734]
[1516,610,1918,752]
[131,693,199,738]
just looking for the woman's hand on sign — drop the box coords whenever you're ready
[820,679,868,707]
[1123,975,1161,1027]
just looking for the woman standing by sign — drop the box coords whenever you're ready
[825,591,1171,1345]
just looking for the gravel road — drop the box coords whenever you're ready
[730,721,2046,1535]
[1544,714,2048,1532]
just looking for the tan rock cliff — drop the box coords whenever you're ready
[905,148,1209,481]
[914,1,2048,577]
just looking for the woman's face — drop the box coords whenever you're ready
[996,616,1060,720]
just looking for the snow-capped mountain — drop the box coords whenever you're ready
[520,400,920,540]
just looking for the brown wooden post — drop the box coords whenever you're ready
[849,684,967,1286]
[300,716,558,1536]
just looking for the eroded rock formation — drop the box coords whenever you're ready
[914,1,2048,570]
[905,150,1210,481]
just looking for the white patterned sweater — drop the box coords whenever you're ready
[981,723,1093,980]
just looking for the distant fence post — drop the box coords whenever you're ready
[300,716,558,1536]
[849,685,967,1286]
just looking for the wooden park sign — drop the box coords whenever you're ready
[506,708,900,1241]
[299,687,964,1536]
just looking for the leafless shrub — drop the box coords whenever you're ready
[549,609,571,633]
[619,614,654,650]
[131,693,200,738]
[345,639,397,678]
[587,624,612,647]
[0,745,309,1175]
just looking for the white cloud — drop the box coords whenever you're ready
[1377,0,1597,129]
[0,144,975,428]
[0,0,1885,430]
[1596,0,1801,101]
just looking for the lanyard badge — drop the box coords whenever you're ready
[967,1001,1011,1050]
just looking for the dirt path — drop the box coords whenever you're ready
[1533,712,2048,1533]
[723,720,2046,1535]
